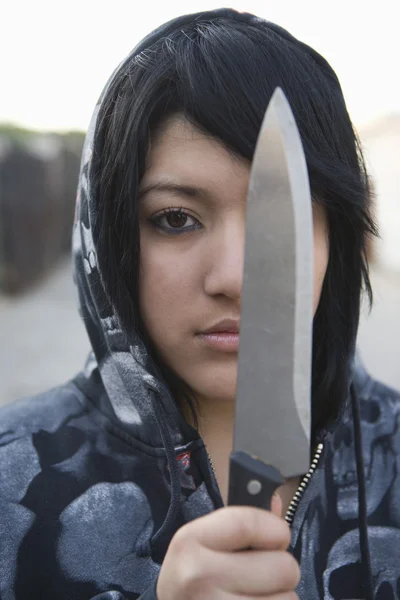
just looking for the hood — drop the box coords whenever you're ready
[71,13,222,450]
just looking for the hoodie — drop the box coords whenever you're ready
[1,9,400,600]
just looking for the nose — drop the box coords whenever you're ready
[203,217,245,301]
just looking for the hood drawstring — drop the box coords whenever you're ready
[350,383,373,600]
[147,387,183,559]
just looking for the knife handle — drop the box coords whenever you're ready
[228,450,284,510]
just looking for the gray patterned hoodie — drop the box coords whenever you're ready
[1,10,400,600]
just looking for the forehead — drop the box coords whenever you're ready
[142,115,250,192]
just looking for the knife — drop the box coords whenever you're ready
[228,87,314,510]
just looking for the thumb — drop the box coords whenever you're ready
[271,492,283,518]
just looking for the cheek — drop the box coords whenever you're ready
[138,238,200,352]
[313,221,329,315]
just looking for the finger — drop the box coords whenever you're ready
[210,549,300,596]
[190,506,291,552]
[271,493,283,518]
[226,593,298,600]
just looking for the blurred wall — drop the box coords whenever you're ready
[0,128,84,294]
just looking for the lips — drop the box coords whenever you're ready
[200,319,240,335]
[197,319,240,352]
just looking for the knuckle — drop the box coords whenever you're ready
[284,593,299,600]
[238,508,286,545]
[171,523,193,554]
[180,557,201,587]
[179,551,211,595]
[280,552,301,587]
[235,508,260,540]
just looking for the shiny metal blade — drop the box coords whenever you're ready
[234,87,313,479]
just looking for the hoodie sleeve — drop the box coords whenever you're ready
[90,577,159,600]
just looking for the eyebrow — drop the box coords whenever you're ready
[138,181,208,201]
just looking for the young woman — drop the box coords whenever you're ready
[1,8,399,600]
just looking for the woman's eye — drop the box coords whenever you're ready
[150,208,201,233]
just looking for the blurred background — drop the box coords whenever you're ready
[0,0,399,405]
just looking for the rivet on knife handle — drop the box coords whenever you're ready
[228,450,284,509]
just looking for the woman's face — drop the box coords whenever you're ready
[139,115,329,404]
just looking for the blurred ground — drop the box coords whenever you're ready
[0,259,399,406]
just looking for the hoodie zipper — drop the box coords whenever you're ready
[285,442,324,526]
[207,452,216,475]
[207,442,324,526]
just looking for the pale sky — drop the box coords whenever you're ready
[2,0,399,131]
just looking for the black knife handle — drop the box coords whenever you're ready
[228,450,284,510]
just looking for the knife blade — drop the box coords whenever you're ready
[228,87,314,510]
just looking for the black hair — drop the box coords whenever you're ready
[92,9,377,440]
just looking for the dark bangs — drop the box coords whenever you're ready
[93,9,377,439]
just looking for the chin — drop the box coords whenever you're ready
[189,362,238,403]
